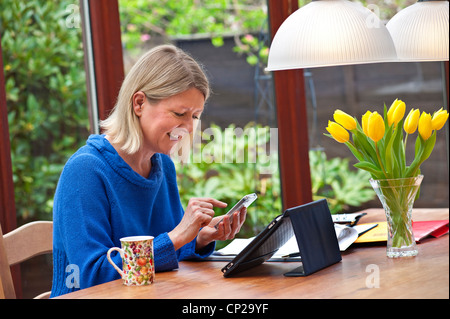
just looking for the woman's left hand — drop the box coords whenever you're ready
[196,207,247,250]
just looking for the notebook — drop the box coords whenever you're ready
[221,199,342,277]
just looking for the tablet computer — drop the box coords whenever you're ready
[221,208,294,277]
[221,199,341,277]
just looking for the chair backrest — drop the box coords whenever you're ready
[0,221,53,299]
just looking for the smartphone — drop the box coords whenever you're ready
[214,193,257,229]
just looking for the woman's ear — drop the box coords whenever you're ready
[132,91,146,117]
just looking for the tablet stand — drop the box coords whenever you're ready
[284,199,342,276]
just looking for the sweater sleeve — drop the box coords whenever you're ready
[153,232,179,271]
[178,236,216,261]
[151,232,215,273]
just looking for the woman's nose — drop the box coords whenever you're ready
[181,118,195,133]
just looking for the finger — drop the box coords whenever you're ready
[230,208,245,226]
[214,223,227,241]
[188,200,215,216]
[197,201,214,209]
[228,209,246,238]
[189,198,214,209]
[199,210,214,228]
[230,211,241,235]
[221,214,232,234]
[217,219,234,241]
[196,207,215,218]
[239,207,247,225]
[196,197,228,208]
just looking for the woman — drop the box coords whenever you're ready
[51,45,246,297]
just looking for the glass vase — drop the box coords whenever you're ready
[369,175,423,258]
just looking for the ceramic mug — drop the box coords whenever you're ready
[107,236,154,286]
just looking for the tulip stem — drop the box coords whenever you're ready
[375,141,389,179]
[404,133,409,150]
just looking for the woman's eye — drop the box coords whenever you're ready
[173,111,201,120]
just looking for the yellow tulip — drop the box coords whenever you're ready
[431,108,449,131]
[387,99,406,127]
[403,108,420,134]
[361,111,372,136]
[326,121,349,143]
[418,112,432,140]
[367,112,385,142]
[333,109,357,130]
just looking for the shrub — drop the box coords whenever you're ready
[1,0,89,221]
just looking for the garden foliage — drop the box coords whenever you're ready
[1,0,89,220]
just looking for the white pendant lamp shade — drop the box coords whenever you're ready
[386,0,449,62]
[267,0,398,70]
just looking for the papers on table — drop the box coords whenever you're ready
[354,220,449,243]
[213,237,255,256]
[334,223,358,251]
[332,212,366,225]
[209,236,302,261]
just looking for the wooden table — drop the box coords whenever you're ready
[55,208,448,299]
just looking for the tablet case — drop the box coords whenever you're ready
[284,199,342,276]
[221,199,342,277]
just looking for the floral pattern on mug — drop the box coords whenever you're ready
[121,239,154,286]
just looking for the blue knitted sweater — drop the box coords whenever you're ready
[50,135,214,297]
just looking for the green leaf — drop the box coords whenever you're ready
[353,130,378,165]
[420,131,436,164]
[385,120,404,178]
[344,140,365,162]
[246,55,258,66]
[211,36,224,47]
[406,135,425,177]
[397,131,406,177]
[414,133,422,156]
[354,161,383,178]
[385,132,396,176]
[406,131,436,178]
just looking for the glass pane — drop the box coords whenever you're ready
[118,0,282,238]
[309,61,449,210]
[1,1,89,223]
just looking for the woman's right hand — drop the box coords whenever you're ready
[168,197,227,251]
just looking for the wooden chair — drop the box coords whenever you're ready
[0,221,53,299]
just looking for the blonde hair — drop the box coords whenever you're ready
[100,44,210,154]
